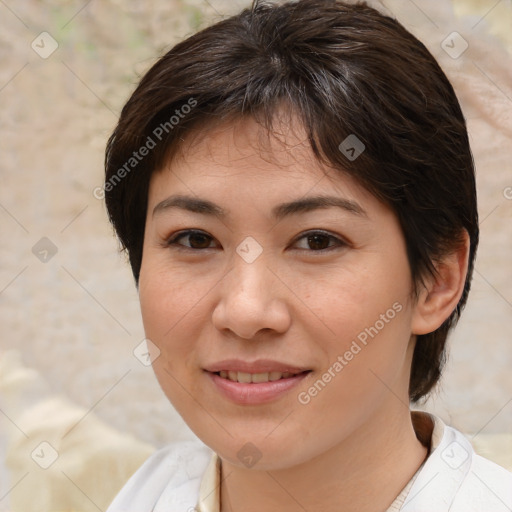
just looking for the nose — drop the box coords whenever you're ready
[211,255,292,340]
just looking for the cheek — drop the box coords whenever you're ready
[138,266,209,417]
[139,255,213,327]
[295,256,414,394]
[297,261,409,338]
[293,298,412,441]
[138,263,206,370]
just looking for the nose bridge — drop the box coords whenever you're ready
[212,248,291,338]
[227,250,272,306]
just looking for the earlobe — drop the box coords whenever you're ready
[411,231,470,335]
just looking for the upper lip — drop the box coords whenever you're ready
[204,359,310,374]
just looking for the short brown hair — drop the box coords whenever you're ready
[104,0,479,402]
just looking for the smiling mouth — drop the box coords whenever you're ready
[213,370,311,383]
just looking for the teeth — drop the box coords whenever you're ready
[237,371,252,383]
[251,372,270,383]
[218,370,300,383]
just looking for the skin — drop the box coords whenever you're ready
[138,113,469,512]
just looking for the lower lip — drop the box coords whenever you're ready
[206,371,310,405]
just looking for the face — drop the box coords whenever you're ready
[139,115,418,471]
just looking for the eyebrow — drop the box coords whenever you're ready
[152,194,367,220]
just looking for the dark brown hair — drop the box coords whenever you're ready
[104,0,479,402]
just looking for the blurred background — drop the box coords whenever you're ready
[0,0,511,510]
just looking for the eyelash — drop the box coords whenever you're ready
[165,229,348,254]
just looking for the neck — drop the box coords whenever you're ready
[220,404,429,512]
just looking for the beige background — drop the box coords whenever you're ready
[0,0,511,510]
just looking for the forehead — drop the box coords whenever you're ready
[177,114,314,172]
[151,113,367,199]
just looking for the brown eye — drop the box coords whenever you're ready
[293,230,346,252]
[167,230,216,249]
[307,233,331,250]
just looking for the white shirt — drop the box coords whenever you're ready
[106,412,512,511]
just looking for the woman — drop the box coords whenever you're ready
[103,1,512,510]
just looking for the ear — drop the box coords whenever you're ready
[411,230,470,335]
